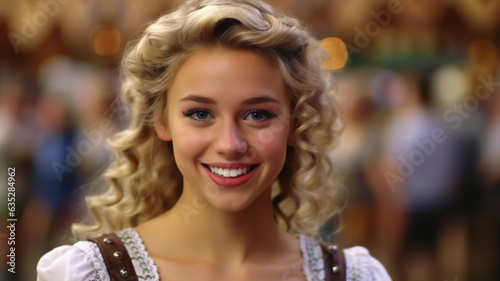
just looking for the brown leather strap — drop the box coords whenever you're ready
[88,232,138,281]
[320,242,347,281]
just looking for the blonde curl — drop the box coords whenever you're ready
[73,0,344,239]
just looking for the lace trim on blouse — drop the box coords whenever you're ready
[38,228,390,281]
[300,235,325,281]
[116,228,160,280]
[115,229,324,281]
[111,228,387,281]
[116,229,328,281]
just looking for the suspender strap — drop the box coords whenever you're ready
[88,233,138,281]
[89,232,343,281]
[320,242,347,281]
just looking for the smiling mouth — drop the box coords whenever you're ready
[206,165,256,178]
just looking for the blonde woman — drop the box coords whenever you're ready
[37,0,391,280]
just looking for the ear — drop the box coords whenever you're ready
[154,118,172,141]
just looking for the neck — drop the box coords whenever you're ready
[146,185,293,264]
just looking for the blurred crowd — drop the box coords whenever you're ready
[1,0,499,280]
[328,66,500,281]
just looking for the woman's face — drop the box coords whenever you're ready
[155,47,292,212]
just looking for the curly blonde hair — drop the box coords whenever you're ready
[73,0,343,239]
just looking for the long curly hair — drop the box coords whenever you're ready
[73,0,344,239]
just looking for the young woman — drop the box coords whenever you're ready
[37,0,392,280]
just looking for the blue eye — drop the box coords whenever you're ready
[183,109,213,120]
[245,110,275,121]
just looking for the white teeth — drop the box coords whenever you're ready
[209,166,249,178]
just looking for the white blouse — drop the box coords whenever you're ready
[37,228,391,281]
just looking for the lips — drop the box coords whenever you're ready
[203,163,258,187]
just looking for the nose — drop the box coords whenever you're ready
[214,120,248,157]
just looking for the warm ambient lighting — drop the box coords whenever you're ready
[91,25,122,56]
[319,37,348,71]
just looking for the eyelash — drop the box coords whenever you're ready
[182,108,276,122]
[245,109,276,121]
[182,108,213,121]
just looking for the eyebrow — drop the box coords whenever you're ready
[178,94,282,105]
[179,95,216,104]
[242,96,281,105]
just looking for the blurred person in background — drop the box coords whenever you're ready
[0,64,39,281]
[374,70,464,281]
[477,81,500,280]
[18,57,116,281]
[18,70,79,281]
[327,69,381,250]
[430,63,488,281]
[479,81,500,190]
[475,87,500,281]
[465,41,500,280]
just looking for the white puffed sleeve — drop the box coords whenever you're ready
[37,241,109,281]
[344,246,392,281]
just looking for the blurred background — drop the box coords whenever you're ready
[0,0,499,280]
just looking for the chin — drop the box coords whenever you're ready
[207,195,259,213]
[211,201,252,213]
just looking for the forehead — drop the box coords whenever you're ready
[175,46,279,80]
[168,47,288,103]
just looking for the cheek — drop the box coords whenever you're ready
[170,127,210,160]
[249,123,290,157]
